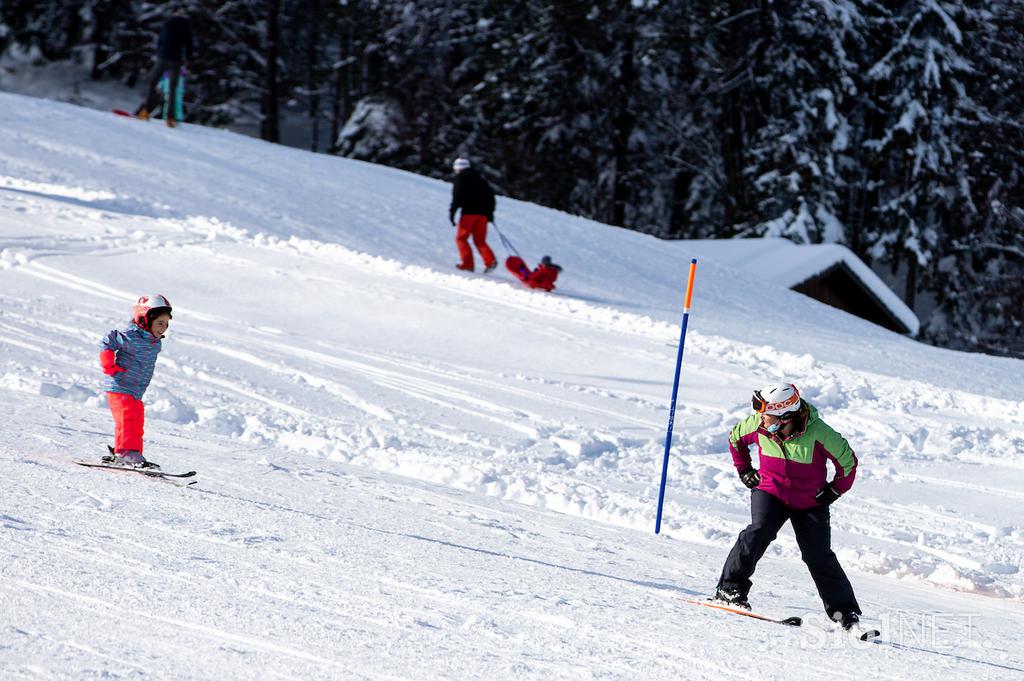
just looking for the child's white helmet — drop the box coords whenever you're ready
[133,294,173,330]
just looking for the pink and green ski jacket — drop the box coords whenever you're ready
[728,402,857,510]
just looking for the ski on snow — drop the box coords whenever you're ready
[75,446,197,485]
[682,598,803,627]
[683,598,881,641]
[846,624,882,642]
[74,460,197,479]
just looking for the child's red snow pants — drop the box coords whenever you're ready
[108,392,145,453]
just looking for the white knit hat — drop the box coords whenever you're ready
[452,157,471,171]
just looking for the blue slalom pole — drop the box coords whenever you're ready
[655,258,697,534]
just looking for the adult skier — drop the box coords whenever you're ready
[135,6,193,126]
[714,383,863,629]
[448,157,498,273]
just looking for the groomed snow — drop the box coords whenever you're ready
[1,92,1022,680]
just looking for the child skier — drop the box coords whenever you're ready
[98,294,173,468]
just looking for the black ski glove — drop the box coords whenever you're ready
[815,483,841,506]
[738,468,761,489]
[449,210,457,226]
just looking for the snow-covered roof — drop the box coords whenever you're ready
[682,238,920,335]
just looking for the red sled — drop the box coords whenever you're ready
[506,256,561,292]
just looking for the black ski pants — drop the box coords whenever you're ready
[138,59,182,117]
[718,489,860,618]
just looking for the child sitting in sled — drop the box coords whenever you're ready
[506,255,562,292]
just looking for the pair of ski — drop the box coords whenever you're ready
[74,447,197,487]
[684,598,880,641]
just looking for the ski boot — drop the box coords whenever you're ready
[107,446,159,469]
[833,610,860,631]
[712,587,751,610]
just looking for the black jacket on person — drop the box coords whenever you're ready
[157,16,193,62]
[449,168,496,223]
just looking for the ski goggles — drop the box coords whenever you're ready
[751,384,801,416]
[771,408,801,421]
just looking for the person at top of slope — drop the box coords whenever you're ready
[99,295,173,468]
[135,5,193,126]
[448,156,498,274]
[713,382,863,630]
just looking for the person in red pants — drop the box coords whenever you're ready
[98,294,173,468]
[448,157,498,273]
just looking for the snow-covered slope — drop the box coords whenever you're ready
[1,92,1022,680]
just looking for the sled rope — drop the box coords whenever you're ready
[491,222,521,258]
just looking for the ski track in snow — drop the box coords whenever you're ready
[1,93,1023,679]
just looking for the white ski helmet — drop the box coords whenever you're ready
[752,383,801,416]
[452,157,471,171]
[133,294,173,330]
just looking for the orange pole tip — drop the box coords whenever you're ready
[683,259,697,311]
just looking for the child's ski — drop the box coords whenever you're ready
[75,452,197,487]
[99,444,192,475]
[75,460,196,478]
[74,460,197,487]
[682,598,803,627]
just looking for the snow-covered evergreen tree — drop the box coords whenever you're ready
[923,0,1024,355]
[744,1,869,246]
[477,1,660,227]
[860,0,975,310]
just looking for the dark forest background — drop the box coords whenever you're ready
[2,0,1022,357]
